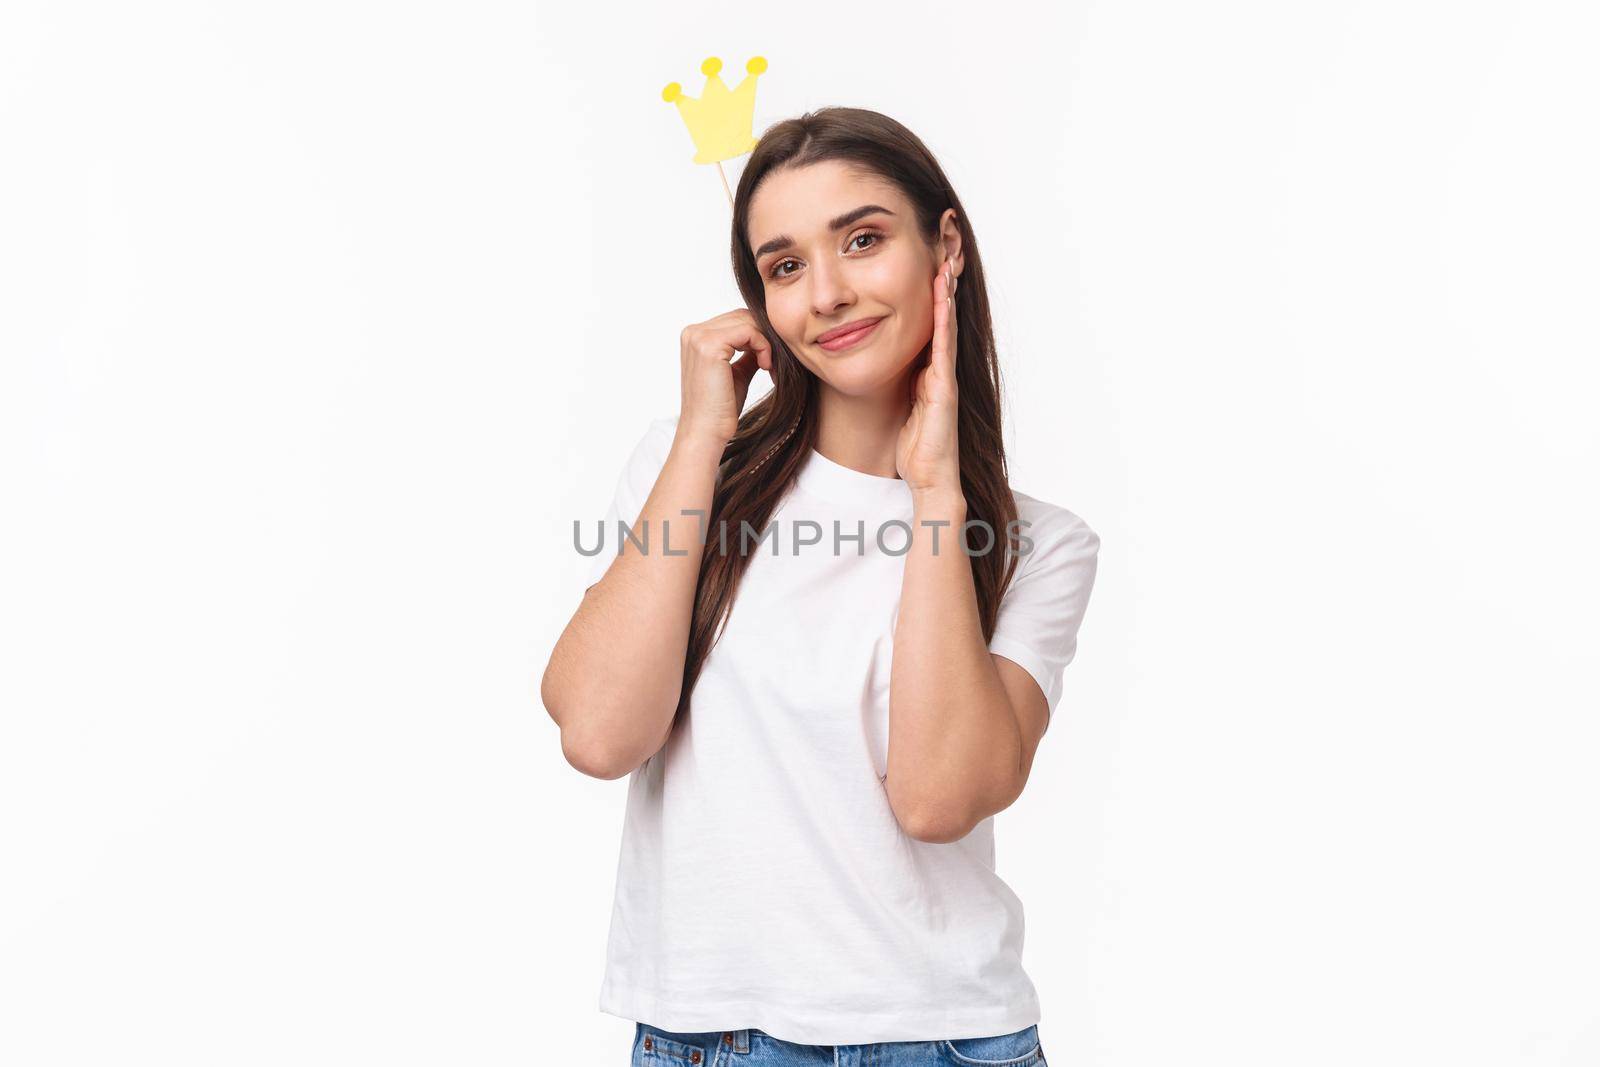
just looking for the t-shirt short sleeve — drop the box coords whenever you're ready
[986,502,1101,723]
[582,415,681,590]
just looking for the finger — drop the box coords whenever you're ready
[711,321,774,368]
[944,265,958,377]
[931,265,957,381]
[730,347,761,391]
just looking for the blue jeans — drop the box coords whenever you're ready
[632,1022,1046,1066]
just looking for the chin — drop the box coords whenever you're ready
[810,350,919,395]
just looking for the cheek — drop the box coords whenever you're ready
[875,264,932,331]
[761,289,805,344]
[860,254,915,296]
[863,253,932,320]
[764,294,825,373]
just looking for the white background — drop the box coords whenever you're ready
[3,1,1597,1064]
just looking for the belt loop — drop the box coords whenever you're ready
[734,1028,750,1053]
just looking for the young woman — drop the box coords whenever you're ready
[543,107,1100,1067]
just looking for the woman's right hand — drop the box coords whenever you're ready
[678,309,773,449]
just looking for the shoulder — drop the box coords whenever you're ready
[640,413,681,449]
[1007,488,1100,576]
[987,488,1102,718]
[616,413,681,470]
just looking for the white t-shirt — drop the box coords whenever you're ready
[578,414,1101,1045]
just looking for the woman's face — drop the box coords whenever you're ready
[747,160,960,395]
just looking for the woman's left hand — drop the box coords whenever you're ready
[896,261,962,497]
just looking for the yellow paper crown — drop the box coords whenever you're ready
[662,56,768,165]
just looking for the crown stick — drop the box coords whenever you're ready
[662,56,768,212]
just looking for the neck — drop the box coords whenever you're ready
[812,362,919,479]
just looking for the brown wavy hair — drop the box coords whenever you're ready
[673,106,1021,721]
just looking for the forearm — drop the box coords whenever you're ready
[542,428,725,778]
[885,490,1022,840]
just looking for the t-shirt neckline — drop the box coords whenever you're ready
[795,446,915,512]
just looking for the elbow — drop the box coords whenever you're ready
[541,669,633,780]
[888,787,978,844]
[546,685,667,781]
[560,728,637,780]
[541,642,678,781]
[900,808,976,844]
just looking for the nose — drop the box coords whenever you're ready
[808,258,854,317]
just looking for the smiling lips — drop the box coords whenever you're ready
[815,317,884,352]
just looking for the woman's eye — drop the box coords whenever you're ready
[766,231,883,281]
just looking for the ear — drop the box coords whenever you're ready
[937,208,965,283]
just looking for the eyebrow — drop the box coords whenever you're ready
[752,204,897,262]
